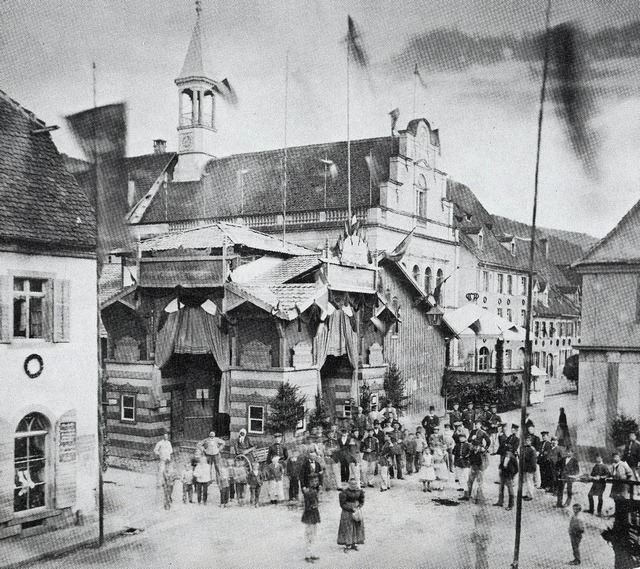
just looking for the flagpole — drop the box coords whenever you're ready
[412,62,418,119]
[512,1,552,567]
[93,60,105,548]
[282,50,289,244]
[346,18,352,223]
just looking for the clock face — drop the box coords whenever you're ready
[180,133,193,150]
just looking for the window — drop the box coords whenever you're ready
[497,274,504,294]
[14,413,48,512]
[541,323,547,337]
[370,393,378,413]
[534,321,540,337]
[521,309,527,325]
[507,275,513,295]
[343,403,352,418]
[13,278,47,339]
[559,323,564,337]
[248,406,265,434]
[121,394,136,422]
[478,347,490,371]
[497,308,503,318]
[482,271,490,292]
[415,190,427,218]
[533,351,540,367]
[520,276,527,296]
[567,322,574,337]
[180,89,194,126]
[506,309,512,322]
[478,231,484,251]
[505,349,512,370]
[202,90,215,128]
[424,267,432,294]
[296,406,306,431]
[412,265,421,286]
[510,241,516,256]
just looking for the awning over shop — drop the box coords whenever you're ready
[444,303,527,340]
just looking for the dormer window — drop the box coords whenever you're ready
[477,229,484,250]
[511,240,516,256]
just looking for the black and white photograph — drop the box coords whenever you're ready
[1,0,640,567]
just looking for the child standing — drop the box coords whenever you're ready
[418,448,436,492]
[247,462,263,507]
[181,463,195,504]
[265,456,285,504]
[301,474,321,563]
[287,451,302,502]
[568,503,585,565]
[193,456,212,505]
[234,457,248,506]
[218,460,231,507]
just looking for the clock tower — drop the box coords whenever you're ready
[173,0,220,182]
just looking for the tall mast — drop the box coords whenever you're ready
[346,22,352,222]
[512,1,553,567]
[282,50,289,244]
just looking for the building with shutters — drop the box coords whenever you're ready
[0,90,98,539]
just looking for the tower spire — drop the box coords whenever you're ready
[177,0,211,82]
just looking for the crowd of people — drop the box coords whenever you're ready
[153,400,640,565]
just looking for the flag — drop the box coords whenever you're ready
[346,15,369,68]
[389,107,400,133]
[320,158,338,180]
[381,228,415,262]
[364,153,381,186]
[66,103,129,275]
[433,274,452,305]
[414,63,428,89]
[546,23,598,177]
[214,77,239,106]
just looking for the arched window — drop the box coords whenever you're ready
[435,268,445,305]
[14,413,49,512]
[412,265,421,286]
[202,91,215,128]
[180,89,194,126]
[517,347,526,369]
[547,354,555,378]
[424,267,432,294]
[478,347,490,371]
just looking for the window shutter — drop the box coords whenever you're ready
[53,279,71,343]
[55,410,77,509]
[0,417,14,523]
[0,275,11,343]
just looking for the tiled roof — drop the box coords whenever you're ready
[139,221,315,256]
[138,136,397,224]
[99,263,123,305]
[533,285,580,318]
[226,282,325,320]
[0,90,96,251]
[249,255,322,285]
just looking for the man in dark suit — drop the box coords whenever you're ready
[495,423,509,456]
[266,433,289,464]
[537,431,553,490]
[469,419,491,450]
[487,404,502,453]
[548,436,565,494]
[337,428,351,484]
[462,402,477,432]
[421,406,440,438]
[506,424,521,456]
[449,402,463,430]
[300,450,324,490]
[556,449,580,507]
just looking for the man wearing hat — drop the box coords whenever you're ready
[449,402,463,430]
[453,432,472,495]
[462,402,477,432]
[421,406,440,438]
[267,432,289,464]
[337,428,352,486]
[548,436,565,494]
[463,439,488,502]
[506,424,521,455]
[537,431,553,491]
[360,427,379,487]
[495,423,510,457]
[470,419,491,450]
[487,404,502,453]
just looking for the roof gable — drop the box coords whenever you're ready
[0,90,96,251]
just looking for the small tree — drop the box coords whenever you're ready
[308,391,332,433]
[265,382,306,441]
[611,414,639,448]
[381,363,409,414]
[563,354,579,383]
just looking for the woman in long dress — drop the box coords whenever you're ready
[337,478,365,552]
[555,407,572,450]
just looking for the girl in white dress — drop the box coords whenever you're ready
[418,448,436,492]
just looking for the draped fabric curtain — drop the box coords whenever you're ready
[154,306,231,413]
[341,310,359,370]
[313,319,331,394]
[154,310,181,369]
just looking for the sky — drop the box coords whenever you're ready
[2,0,639,238]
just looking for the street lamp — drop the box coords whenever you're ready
[426,305,444,327]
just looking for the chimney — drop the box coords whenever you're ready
[153,139,167,154]
[540,237,549,259]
